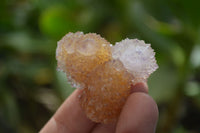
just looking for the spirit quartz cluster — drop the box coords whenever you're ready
[56,32,158,124]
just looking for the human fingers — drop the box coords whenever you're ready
[91,123,116,133]
[40,89,96,133]
[130,82,148,94]
[91,83,149,133]
[116,92,159,133]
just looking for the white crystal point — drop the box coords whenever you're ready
[77,38,99,55]
[112,39,158,81]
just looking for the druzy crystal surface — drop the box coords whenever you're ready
[56,32,158,123]
[80,60,133,123]
[56,32,111,88]
[112,39,158,82]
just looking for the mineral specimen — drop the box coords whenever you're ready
[80,60,134,123]
[112,39,158,83]
[56,32,111,89]
[56,32,158,124]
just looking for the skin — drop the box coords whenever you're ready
[40,83,159,133]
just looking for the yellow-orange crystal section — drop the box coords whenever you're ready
[56,32,111,88]
[80,60,133,123]
[56,32,158,124]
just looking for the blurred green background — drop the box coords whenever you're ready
[0,0,200,132]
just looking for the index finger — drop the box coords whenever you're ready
[40,89,96,133]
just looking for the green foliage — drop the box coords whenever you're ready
[0,0,200,133]
[39,5,79,38]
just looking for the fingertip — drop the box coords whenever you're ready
[116,92,159,133]
[91,123,116,133]
[130,82,149,94]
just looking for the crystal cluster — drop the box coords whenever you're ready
[56,32,158,123]
[112,39,158,83]
[56,32,111,88]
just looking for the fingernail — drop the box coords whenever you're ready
[130,82,148,94]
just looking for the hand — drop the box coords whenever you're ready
[40,83,158,133]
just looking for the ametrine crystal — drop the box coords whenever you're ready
[112,39,158,83]
[56,32,158,123]
[56,32,111,89]
[81,60,133,123]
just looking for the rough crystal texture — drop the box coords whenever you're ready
[56,32,111,88]
[56,32,158,124]
[112,39,158,83]
[80,60,133,123]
